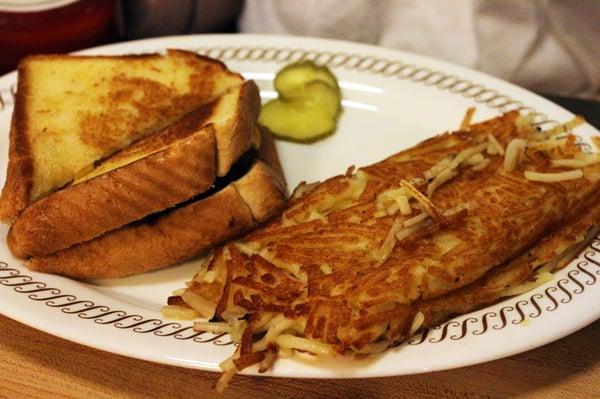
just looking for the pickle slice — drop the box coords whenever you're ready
[259,81,340,142]
[260,61,342,142]
[274,61,339,100]
[259,100,336,142]
[298,80,341,114]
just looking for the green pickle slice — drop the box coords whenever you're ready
[260,100,337,142]
[259,61,341,142]
[275,61,339,99]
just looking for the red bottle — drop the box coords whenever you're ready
[0,0,118,74]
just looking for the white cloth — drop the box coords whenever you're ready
[240,0,600,99]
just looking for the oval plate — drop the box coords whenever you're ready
[0,34,599,378]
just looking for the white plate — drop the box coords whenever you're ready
[1,34,599,378]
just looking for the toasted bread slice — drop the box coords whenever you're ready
[0,49,245,222]
[76,79,261,181]
[8,80,262,258]
[7,121,217,259]
[27,128,287,279]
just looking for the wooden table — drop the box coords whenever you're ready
[1,314,598,398]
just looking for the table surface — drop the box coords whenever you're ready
[1,315,599,399]
[1,94,599,399]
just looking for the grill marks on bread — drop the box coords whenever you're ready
[8,78,263,258]
[0,50,245,221]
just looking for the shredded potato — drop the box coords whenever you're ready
[395,223,425,242]
[524,169,583,182]
[448,144,487,170]
[182,290,218,319]
[425,156,452,180]
[373,218,402,265]
[320,263,333,274]
[258,350,277,372]
[540,115,585,138]
[409,311,425,335]
[376,188,411,216]
[425,142,489,197]
[427,168,458,198]
[216,351,240,393]
[194,321,232,334]
[527,137,568,151]
[487,134,505,156]
[404,212,429,228]
[459,107,476,130]
[253,318,298,352]
[276,334,335,356]
[397,195,412,215]
[400,179,440,219]
[464,153,485,166]
[202,270,217,283]
[161,305,200,320]
[188,112,600,390]
[551,153,600,168]
[504,139,527,172]
[443,202,475,216]
[471,158,490,171]
[385,201,399,216]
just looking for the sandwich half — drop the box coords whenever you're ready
[26,127,286,279]
[0,49,245,222]
[8,80,261,257]
[2,50,288,279]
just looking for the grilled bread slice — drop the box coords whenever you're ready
[0,49,245,222]
[26,127,287,279]
[8,80,261,258]
[7,120,218,259]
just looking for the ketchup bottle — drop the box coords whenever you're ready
[0,0,118,74]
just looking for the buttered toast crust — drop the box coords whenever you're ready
[27,129,287,279]
[8,80,262,258]
[0,49,245,222]
[8,122,217,258]
[208,80,261,176]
